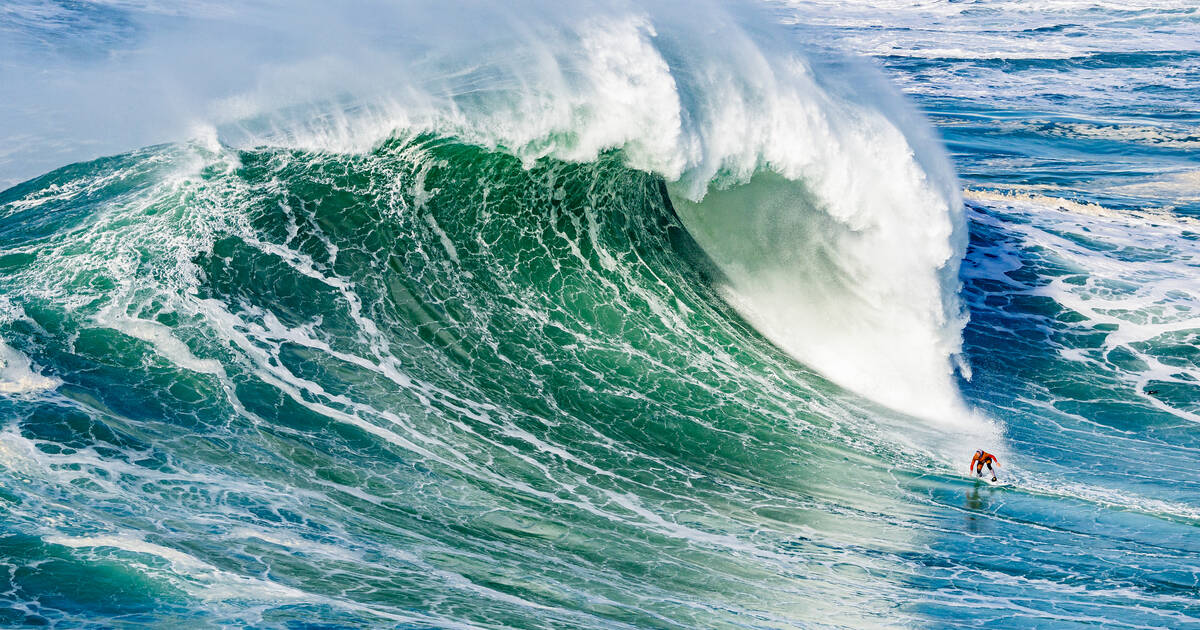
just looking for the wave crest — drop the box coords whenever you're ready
[6,0,971,423]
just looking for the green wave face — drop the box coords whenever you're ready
[0,137,930,627]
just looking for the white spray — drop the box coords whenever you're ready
[2,0,979,429]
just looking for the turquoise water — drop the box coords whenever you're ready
[1,1,1198,628]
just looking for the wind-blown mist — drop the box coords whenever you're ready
[2,0,975,425]
[9,1,1195,628]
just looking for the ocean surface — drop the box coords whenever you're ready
[0,1,1198,628]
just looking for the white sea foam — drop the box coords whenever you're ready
[0,339,59,395]
[1105,170,1200,206]
[776,0,1200,121]
[93,309,225,376]
[965,193,1200,423]
[41,532,430,623]
[0,1,980,427]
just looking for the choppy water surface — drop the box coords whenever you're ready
[0,1,1198,628]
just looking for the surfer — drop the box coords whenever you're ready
[970,450,998,482]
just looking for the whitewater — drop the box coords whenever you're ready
[0,1,1197,628]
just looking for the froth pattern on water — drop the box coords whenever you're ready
[963,194,1200,423]
[782,0,1200,219]
[956,194,1200,544]
[5,2,1200,627]
[1,135,1188,629]
[0,138,964,627]
[0,339,59,395]
[1,0,977,426]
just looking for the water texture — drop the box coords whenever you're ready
[0,1,1197,628]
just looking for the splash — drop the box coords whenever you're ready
[2,0,974,424]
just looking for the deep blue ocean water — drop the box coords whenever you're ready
[0,1,1197,627]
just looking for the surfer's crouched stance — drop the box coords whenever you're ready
[970,450,998,482]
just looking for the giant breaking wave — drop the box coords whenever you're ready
[3,0,975,425]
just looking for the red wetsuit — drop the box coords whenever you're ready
[970,451,998,477]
